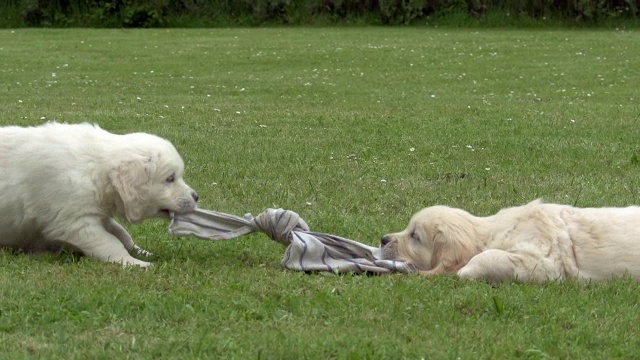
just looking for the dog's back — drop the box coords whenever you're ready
[488,201,640,281]
[0,123,109,247]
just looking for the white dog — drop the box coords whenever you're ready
[0,122,198,267]
[380,200,640,283]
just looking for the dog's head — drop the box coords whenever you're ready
[109,133,198,223]
[380,206,482,273]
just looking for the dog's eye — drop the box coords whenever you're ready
[165,174,175,183]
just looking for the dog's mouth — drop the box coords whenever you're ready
[159,206,195,219]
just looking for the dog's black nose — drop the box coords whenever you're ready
[381,236,391,247]
[192,192,199,202]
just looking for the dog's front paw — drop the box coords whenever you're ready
[122,258,153,268]
[137,261,154,268]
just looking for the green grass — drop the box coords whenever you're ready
[1,27,640,358]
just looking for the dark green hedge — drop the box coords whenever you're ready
[3,0,640,27]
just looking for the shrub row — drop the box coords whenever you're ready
[3,0,640,27]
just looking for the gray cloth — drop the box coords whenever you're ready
[168,208,414,274]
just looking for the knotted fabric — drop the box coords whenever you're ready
[169,208,414,274]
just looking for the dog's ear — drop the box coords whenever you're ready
[431,215,482,273]
[109,156,155,223]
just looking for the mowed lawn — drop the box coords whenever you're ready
[1,27,640,359]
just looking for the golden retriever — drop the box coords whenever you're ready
[380,200,640,283]
[0,122,198,267]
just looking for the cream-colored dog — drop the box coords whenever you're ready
[0,122,198,267]
[381,200,640,283]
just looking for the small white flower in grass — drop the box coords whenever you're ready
[380,179,387,183]
[259,124,267,128]
[40,117,45,120]
[214,108,220,112]
[211,182,218,186]
[409,147,415,152]
[235,111,241,114]
[485,168,490,171]
[430,94,436,98]
[136,96,141,100]
[18,100,22,103]
[305,202,312,206]
[51,73,56,77]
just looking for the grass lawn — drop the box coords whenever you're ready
[1,27,640,359]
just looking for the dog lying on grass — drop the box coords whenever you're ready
[0,122,198,267]
[381,200,640,283]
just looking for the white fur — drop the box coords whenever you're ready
[0,122,198,267]
[381,200,640,283]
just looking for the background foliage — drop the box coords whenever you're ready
[1,0,640,27]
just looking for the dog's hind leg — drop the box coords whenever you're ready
[104,218,153,258]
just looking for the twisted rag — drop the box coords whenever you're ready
[168,208,414,274]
